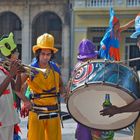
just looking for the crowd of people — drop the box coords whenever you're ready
[0,7,140,140]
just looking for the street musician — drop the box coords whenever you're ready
[0,32,31,140]
[21,33,66,140]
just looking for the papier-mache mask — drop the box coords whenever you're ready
[0,32,16,56]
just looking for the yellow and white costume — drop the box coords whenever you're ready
[27,33,62,140]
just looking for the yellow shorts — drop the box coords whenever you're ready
[28,111,62,140]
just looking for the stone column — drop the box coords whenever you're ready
[21,3,31,64]
[61,24,70,83]
[73,27,87,65]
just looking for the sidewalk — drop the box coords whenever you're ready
[19,103,134,140]
[20,117,133,140]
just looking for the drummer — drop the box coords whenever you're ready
[74,39,97,140]
[71,39,114,140]
[100,14,140,140]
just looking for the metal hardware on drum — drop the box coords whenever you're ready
[84,82,88,87]
[117,63,120,85]
[102,60,105,82]
[84,61,91,85]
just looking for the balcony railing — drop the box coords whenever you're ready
[73,0,140,8]
[126,0,140,7]
[86,0,113,7]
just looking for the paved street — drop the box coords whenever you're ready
[19,103,134,140]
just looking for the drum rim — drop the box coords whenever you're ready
[70,82,138,99]
[67,82,140,131]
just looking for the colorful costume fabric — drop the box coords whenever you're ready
[92,130,114,140]
[0,67,20,140]
[99,8,120,61]
[99,30,120,61]
[27,59,62,140]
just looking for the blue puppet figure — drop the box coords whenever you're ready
[99,7,135,61]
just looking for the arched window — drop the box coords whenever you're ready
[32,12,62,65]
[0,11,22,59]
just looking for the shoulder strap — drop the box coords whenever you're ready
[49,61,61,75]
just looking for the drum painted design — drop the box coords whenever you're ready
[73,63,94,84]
[67,61,140,130]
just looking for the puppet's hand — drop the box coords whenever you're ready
[101,45,106,50]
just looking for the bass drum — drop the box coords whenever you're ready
[67,60,140,131]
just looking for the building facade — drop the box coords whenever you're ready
[1,0,140,83]
[0,0,70,83]
[70,0,140,70]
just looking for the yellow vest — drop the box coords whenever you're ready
[27,64,60,106]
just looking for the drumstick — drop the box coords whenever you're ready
[117,57,140,63]
[103,57,140,63]
[73,57,140,72]
[83,57,140,64]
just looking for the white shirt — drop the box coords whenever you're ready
[0,70,20,127]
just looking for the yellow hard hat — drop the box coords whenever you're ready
[33,33,58,53]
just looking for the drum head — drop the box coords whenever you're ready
[67,83,139,131]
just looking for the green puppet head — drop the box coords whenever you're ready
[0,32,16,57]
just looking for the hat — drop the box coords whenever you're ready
[33,33,58,53]
[130,14,140,38]
[113,16,119,25]
[0,32,16,56]
[77,39,98,60]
